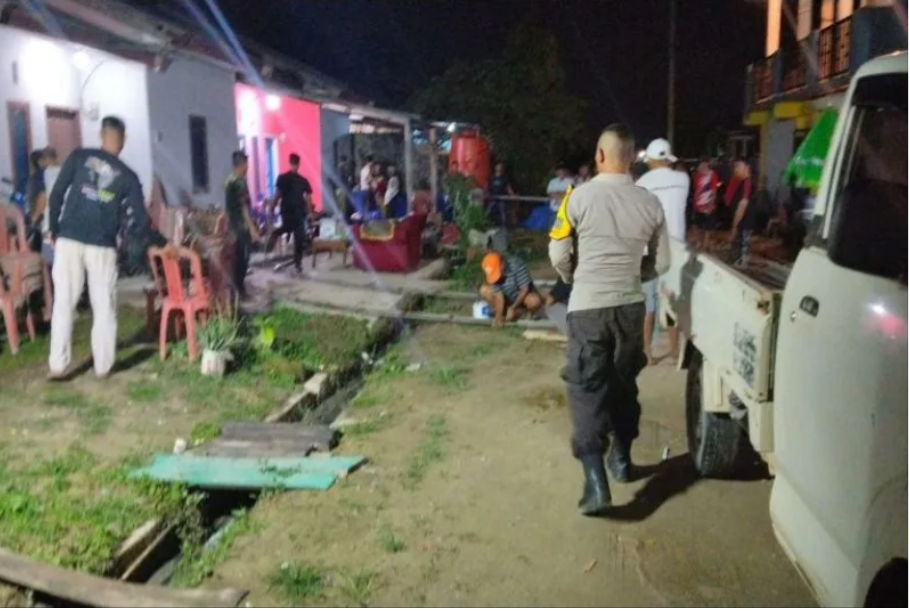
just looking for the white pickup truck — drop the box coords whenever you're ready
[663,52,907,607]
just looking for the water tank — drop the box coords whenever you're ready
[449,133,490,189]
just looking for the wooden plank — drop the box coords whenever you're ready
[264,389,318,424]
[222,422,337,448]
[274,299,557,330]
[119,524,176,582]
[522,330,568,343]
[111,519,164,579]
[401,310,557,329]
[130,455,366,490]
[193,438,318,459]
[0,546,246,608]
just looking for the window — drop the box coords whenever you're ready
[189,115,209,194]
[839,74,908,190]
[827,73,907,279]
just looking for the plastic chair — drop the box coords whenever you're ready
[149,245,211,361]
[144,248,168,339]
[0,205,40,353]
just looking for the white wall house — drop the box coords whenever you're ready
[0,23,152,195]
[146,57,237,209]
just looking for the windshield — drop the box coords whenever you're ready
[844,73,908,189]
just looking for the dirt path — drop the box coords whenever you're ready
[205,324,815,607]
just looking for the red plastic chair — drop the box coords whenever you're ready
[149,245,211,361]
[0,205,40,353]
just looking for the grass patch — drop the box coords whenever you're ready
[338,569,379,607]
[377,523,405,553]
[403,415,449,489]
[171,508,256,588]
[422,297,473,316]
[190,421,222,444]
[42,390,92,409]
[0,448,196,575]
[126,381,164,403]
[42,391,112,434]
[268,561,329,605]
[152,356,288,424]
[0,306,323,577]
[430,366,468,392]
[77,402,114,435]
[447,261,485,292]
[268,308,373,371]
[340,414,392,438]
[351,388,392,409]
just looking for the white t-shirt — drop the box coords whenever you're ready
[635,167,689,243]
[359,164,372,191]
[547,176,574,211]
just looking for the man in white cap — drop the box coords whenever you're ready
[635,138,689,364]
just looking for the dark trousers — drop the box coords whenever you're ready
[485,200,508,227]
[233,230,251,295]
[267,217,307,270]
[563,303,647,458]
[731,228,753,268]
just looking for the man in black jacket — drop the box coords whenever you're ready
[47,116,165,378]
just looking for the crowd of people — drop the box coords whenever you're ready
[473,126,791,515]
[332,154,407,220]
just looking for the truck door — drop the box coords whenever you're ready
[771,66,908,606]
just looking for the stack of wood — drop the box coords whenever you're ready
[130,423,365,491]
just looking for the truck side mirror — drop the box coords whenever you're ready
[827,179,907,282]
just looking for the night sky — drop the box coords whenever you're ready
[213,0,765,157]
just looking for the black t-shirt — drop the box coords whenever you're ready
[225,174,251,234]
[276,171,313,220]
[489,175,511,198]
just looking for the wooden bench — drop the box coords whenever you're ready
[311,238,350,269]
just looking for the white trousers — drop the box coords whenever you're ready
[49,237,118,376]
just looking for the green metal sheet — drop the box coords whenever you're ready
[785,108,839,192]
[130,454,366,491]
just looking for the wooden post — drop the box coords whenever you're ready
[403,117,415,205]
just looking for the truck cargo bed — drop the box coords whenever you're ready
[662,241,785,410]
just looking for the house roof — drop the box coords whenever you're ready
[2,0,351,99]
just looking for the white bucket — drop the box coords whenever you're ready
[472,301,491,320]
[200,349,230,377]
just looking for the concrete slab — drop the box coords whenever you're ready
[117,254,448,320]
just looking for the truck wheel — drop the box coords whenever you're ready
[686,351,742,478]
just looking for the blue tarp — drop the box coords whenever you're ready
[522,205,555,232]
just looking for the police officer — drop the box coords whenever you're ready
[549,124,671,516]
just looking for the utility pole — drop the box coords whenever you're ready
[667,0,677,145]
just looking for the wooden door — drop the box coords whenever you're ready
[6,102,31,195]
[45,107,82,162]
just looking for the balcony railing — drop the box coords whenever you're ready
[834,17,852,75]
[745,6,906,110]
[782,43,808,92]
[751,55,775,103]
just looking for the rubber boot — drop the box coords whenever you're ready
[578,454,612,516]
[607,436,632,483]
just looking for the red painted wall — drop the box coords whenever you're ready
[234,83,323,210]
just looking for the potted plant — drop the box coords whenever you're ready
[443,172,490,264]
[197,308,240,376]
